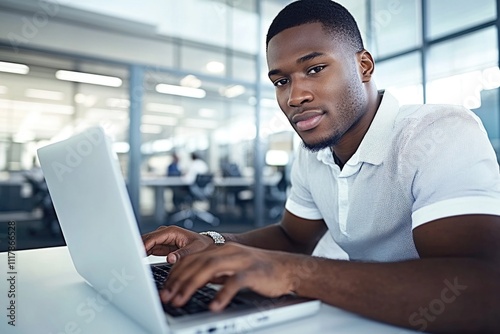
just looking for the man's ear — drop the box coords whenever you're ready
[358,50,375,83]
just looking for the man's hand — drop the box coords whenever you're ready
[161,242,299,312]
[142,225,215,263]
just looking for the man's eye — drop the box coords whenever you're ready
[273,78,288,87]
[308,66,325,74]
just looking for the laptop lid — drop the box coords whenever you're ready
[37,126,168,333]
[37,126,320,334]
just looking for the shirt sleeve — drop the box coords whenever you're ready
[401,106,500,229]
[285,148,324,220]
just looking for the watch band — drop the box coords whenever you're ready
[199,231,225,245]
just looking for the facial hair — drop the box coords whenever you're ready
[301,83,366,152]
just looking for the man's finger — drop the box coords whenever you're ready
[210,274,246,312]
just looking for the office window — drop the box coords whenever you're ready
[229,1,259,54]
[427,0,496,39]
[370,0,421,58]
[180,45,227,77]
[426,27,498,107]
[338,0,369,44]
[0,51,129,172]
[474,88,500,155]
[375,52,423,104]
[231,55,257,82]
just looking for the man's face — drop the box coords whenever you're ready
[267,22,367,151]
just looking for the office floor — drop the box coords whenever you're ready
[0,210,275,253]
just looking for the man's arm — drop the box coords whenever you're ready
[286,214,500,333]
[223,210,328,254]
[162,214,500,333]
[142,210,327,262]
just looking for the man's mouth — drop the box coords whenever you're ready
[293,112,325,131]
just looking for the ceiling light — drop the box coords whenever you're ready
[74,93,97,107]
[0,61,29,75]
[0,86,8,94]
[198,108,216,117]
[0,98,74,114]
[482,66,500,90]
[156,84,206,99]
[142,115,178,126]
[183,118,218,129]
[140,124,163,134]
[113,142,130,154]
[151,139,173,152]
[13,131,35,143]
[56,70,122,87]
[25,89,64,101]
[87,108,128,120]
[146,103,184,115]
[180,75,202,88]
[265,150,289,166]
[106,98,130,108]
[206,61,225,74]
[219,85,245,98]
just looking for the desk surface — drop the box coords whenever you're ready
[0,247,418,334]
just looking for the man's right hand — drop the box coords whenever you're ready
[142,226,215,263]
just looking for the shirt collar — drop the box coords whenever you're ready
[316,91,400,166]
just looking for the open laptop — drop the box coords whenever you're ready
[37,126,320,334]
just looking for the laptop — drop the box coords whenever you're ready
[37,126,321,334]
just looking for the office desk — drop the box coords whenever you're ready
[0,247,419,334]
[142,176,281,225]
[142,177,189,224]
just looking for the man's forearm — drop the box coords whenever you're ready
[289,255,500,333]
[223,224,312,254]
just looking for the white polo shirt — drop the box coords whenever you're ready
[286,92,500,262]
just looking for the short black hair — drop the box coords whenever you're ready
[266,0,364,53]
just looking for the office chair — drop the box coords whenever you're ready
[23,173,59,236]
[168,174,220,229]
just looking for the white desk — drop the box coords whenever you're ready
[141,176,281,225]
[0,247,419,334]
[141,177,190,225]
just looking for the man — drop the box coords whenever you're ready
[182,152,209,184]
[142,1,500,332]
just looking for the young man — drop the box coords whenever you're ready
[142,1,500,332]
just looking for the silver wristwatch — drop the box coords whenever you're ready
[199,231,225,245]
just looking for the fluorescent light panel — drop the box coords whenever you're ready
[266,150,289,166]
[180,75,202,88]
[56,70,122,87]
[220,85,245,98]
[198,108,216,117]
[106,98,130,108]
[113,142,130,153]
[146,102,184,115]
[206,61,225,74]
[0,98,74,114]
[156,84,206,99]
[142,114,177,126]
[141,124,163,134]
[25,89,64,101]
[0,61,29,75]
[183,118,218,129]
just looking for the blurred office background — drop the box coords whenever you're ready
[0,0,499,251]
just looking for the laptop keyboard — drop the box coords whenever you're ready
[151,263,251,317]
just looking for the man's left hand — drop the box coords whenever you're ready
[160,242,298,311]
